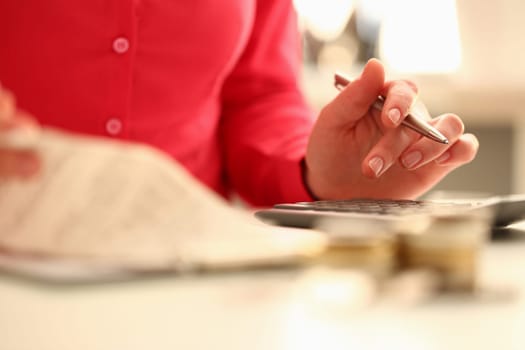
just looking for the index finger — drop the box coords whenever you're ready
[322,59,385,127]
[380,79,419,128]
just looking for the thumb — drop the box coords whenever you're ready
[325,58,385,126]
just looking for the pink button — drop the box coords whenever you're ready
[106,118,123,135]
[112,37,130,54]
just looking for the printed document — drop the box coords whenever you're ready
[0,129,325,278]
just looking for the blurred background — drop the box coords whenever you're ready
[293,0,525,196]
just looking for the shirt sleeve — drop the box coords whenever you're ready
[220,0,315,206]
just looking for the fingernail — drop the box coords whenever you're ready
[368,156,384,177]
[402,151,423,169]
[388,109,401,125]
[435,151,451,164]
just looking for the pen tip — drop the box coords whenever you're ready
[429,130,449,145]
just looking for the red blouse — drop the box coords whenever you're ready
[0,0,315,206]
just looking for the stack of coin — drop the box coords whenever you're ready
[398,214,491,292]
[312,233,399,280]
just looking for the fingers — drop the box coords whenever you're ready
[322,58,419,133]
[400,114,466,170]
[433,133,479,167]
[362,126,415,178]
[362,113,478,178]
[0,85,16,123]
[380,79,419,127]
[0,148,40,179]
[0,85,36,130]
[0,84,40,145]
[0,84,41,179]
[322,58,385,127]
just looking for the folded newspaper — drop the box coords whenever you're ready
[0,128,326,280]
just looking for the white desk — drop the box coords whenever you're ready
[0,236,525,350]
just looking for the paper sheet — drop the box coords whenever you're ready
[0,129,325,275]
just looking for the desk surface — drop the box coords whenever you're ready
[0,238,524,350]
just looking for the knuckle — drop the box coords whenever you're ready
[441,113,465,135]
[401,79,419,94]
[388,83,418,107]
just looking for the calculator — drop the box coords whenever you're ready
[255,195,525,238]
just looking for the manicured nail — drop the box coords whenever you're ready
[402,151,423,169]
[435,151,451,164]
[368,156,384,177]
[388,109,401,125]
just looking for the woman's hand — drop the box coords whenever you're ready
[305,59,479,200]
[0,84,40,179]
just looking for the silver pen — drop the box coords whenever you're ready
[334,72,449,144]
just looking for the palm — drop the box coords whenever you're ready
[306,104,460,200]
